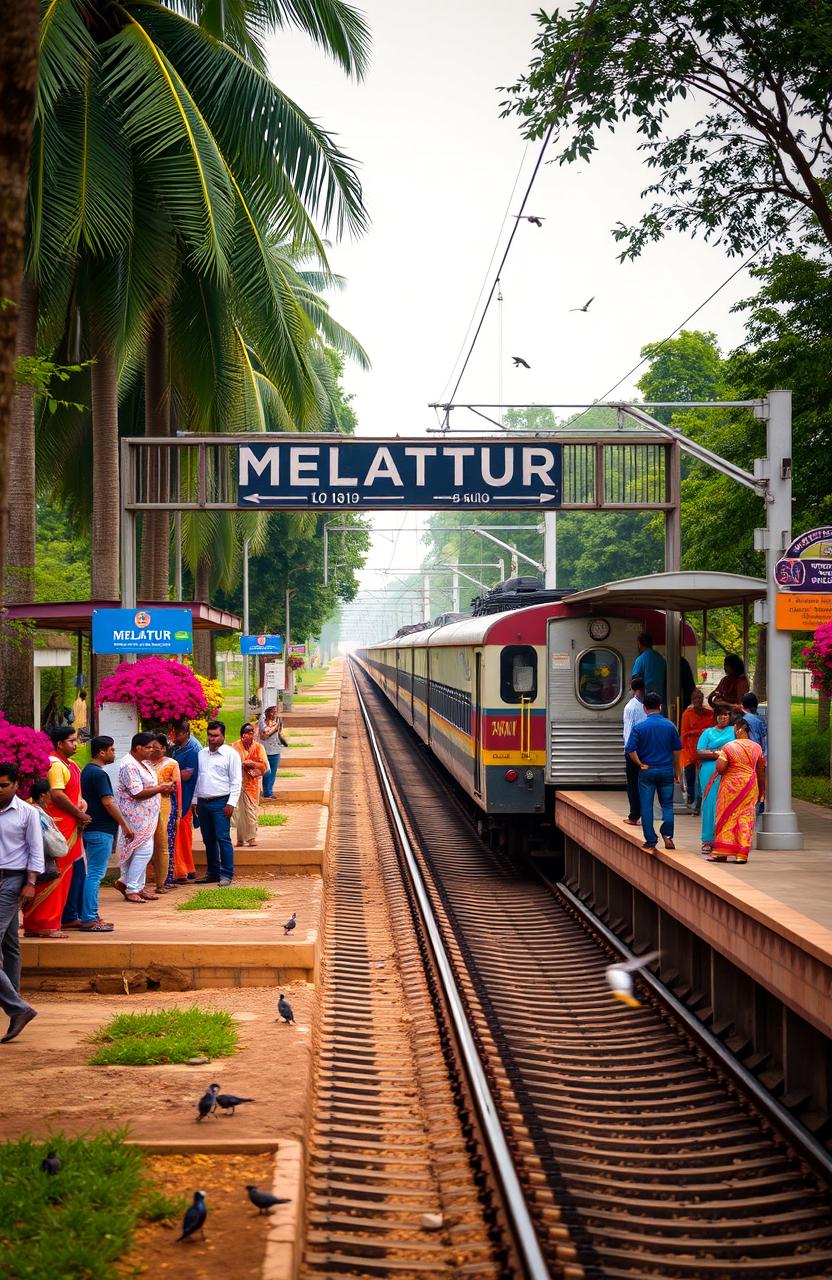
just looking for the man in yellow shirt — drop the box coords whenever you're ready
[72,690,88,734]
[232,723,268,847]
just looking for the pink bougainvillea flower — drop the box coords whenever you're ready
[96,658,209,723]
[0,713,53,796]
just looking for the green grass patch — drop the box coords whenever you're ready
[0,1130,184,1278]
[278,769,303,777]
[89,1006,238,1066]
[286,739,313,747]
[292,695,332,704]
[793,775,832,808]
[177,886,271,911]
[259,812,288,826]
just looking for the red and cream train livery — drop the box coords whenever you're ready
[355,600,696,819]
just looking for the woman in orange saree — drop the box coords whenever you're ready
[706,718,765,863]
[23,731,87,937]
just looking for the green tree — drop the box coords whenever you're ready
[636,331,724,424]
[502,0,832,259]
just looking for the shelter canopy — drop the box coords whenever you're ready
[3,600,241,633]
[564,571,766,613]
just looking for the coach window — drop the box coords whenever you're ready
[576,647,623,709]
[500,645,537,704]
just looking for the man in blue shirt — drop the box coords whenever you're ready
[632,632,667,704]
[171,720,201,882]
[740,693,767,756]
[625,691,682,853]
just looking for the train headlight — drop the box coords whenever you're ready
[505,769,518,783]
[525,769,535,781]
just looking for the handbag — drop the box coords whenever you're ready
[37,815,67,883]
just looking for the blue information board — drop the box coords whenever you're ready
[240,634,283,655]
[92,608,193,655]
[238,439,562,510]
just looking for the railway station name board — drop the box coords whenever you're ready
[237,439,562,510]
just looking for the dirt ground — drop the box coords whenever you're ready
[119,1152,280,1279]
[0,984,313,1144]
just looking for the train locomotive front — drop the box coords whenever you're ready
[357,599,695,825]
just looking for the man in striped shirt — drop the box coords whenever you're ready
[622,677,647,826]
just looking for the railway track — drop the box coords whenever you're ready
[349,659,832,1278]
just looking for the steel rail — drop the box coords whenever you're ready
[555,879,832,1185]
[349,659,552,1280]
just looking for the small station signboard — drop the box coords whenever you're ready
[775,526,832,631]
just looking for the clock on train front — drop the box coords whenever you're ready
[587,618,611,641]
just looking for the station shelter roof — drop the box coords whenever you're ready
[3,600,241,633]
[564,571,767,613]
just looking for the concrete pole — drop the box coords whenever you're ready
[757,389,803,849]
[174,513,183,601]
[664,440,682,726]
[452,572,460,613]
[423,574,431,622]
[543,512,557,588]
[511,551,518,578]
[242,538,250,720]
[284,585,292,710]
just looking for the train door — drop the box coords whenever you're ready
[474,651,482,795]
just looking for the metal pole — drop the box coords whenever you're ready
[242,538,250,720]
[452,572,460,613]
[757,390,803,849]
[284,585,292,709]
[664,440,682,726]
[174,512,183,601]
[423,575,431,623]
[544,512,557,588]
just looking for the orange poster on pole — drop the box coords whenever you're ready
[775,594,832,631]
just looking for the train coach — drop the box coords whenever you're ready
[355,596,695,833]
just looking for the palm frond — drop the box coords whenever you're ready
[38,0,98,117]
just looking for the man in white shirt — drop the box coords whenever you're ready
[194,721,243,886]
[622,677,647,826]
[0,761,44,1042]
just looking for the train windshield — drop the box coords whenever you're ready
[576,648,623,708]
[500,645,538,703]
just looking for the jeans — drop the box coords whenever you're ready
[62,855,87,925]
[122,838,154,894]
[624,752,641,820]
[197,795,234,881]
[262,753,281,799]
[637,767,676,848]
[0,873,32,1017]
[82,830,115,923]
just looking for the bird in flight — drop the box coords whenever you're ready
[512,356,530,369]
[570,296,595,312]
[513,215,545,227]
[605,950,660,1008]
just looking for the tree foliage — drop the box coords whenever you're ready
[502,0,832,258]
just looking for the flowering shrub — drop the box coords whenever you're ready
[96,658,208,724]
[803,622,832,698]
[0,713,53,797]
[190,674,224,739]
[287,654,305,672]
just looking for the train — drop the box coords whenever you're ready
[354,584,696,844]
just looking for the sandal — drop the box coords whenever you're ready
[664,839,676,850]
[63,920,83,929]
[706,855,728,862]
[25,930,69,939]
[623,818,641,826]
[124,893,146,903]
[79,920,115,932]
[138,890,160,901]
[114,880,127,898]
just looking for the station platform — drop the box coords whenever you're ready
[555,790,832,1044]
[192,803,328,874]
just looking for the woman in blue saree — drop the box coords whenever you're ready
[697,705,734,855]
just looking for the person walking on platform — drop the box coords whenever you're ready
[625,692,682,854]
[257,704,286,800]
[632,632,667,704]
[705,718,765,864]
[707,654,750,713]
[622,677,646,826]
[0,762,42,1041]
[680,688,713,813]
[232,724,268,847]
[696,705,734,856]
[194,722,242,886]
[171,721,200,882]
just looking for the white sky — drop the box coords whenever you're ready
[268,1,756,628]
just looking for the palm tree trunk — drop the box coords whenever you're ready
[139,308,171,600]
[0,277,36,722]
[91,344,120,683]
[192,556,215,677]
[0,0,40,611]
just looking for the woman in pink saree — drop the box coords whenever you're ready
[706,718,765,863]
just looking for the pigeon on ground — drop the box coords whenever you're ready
[569,295,595,312]
[605,950,660,1008]
[215,1093,255,1116]
[283,912,296,936]
[511,356,530,368]
[246,1184,291,1215]
[177,1190,208,1242]
[277,994,294,1024]
[40,1150,61,1175]
[196,1083,220,1121]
